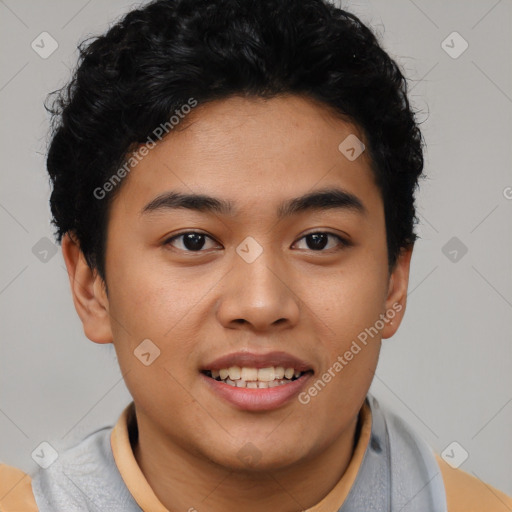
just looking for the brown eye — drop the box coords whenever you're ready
[294,232,350,251]
[165,232,220,252]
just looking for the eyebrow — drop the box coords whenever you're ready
[140,187,367,219]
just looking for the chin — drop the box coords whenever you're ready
[200,437,313,473]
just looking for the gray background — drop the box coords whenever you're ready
[1,0,511,497]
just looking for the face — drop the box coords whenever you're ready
[65,94,412,471]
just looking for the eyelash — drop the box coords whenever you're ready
[163,231,351,253]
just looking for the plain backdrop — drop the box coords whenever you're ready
[0,0,511,497]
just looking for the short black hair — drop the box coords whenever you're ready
[46,0,424,280]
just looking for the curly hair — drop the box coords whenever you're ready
[46,0,425,280]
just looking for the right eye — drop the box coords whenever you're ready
[164,231,218,252]
[163,231,222,252]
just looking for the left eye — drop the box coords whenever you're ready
[293,232,349,251]
[165,232,220,252]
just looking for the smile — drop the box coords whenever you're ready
[202,366,312,388]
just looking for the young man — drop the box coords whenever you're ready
[1,0,511,510]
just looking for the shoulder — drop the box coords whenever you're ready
[373,397,512,511]
[0,463,38,511]
[436,455,512,512]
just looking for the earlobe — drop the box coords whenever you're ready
[61,233,113,344]
[381,245,414,340]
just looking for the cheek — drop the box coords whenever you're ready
[299,253,387,410]
[106,272,201,421]
[309,259,388,339]
[106,250,207,338]
[299,271,384,425]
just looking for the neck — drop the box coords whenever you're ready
[132,410,362,512]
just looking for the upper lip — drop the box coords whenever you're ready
[201,351,314,373]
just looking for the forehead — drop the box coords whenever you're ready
[111,94,381,219]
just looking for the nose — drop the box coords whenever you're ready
[216,250,301,332]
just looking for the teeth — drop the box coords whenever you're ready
[228,366,241,380]
[284,367,295,379]
[208,365,307,387]
[221,378,295,388]
[241,367,258,381]
[257,367,275,381]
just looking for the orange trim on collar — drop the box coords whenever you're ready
[305,400,372,511]
[111,402,169,511]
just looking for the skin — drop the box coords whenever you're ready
[62,94,413,511]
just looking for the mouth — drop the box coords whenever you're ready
[201,366,313,388]
[200,351,314,411]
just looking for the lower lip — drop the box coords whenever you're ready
[201,373,313,411]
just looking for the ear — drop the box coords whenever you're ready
[381,244,414,340]
[61,233,113,344]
